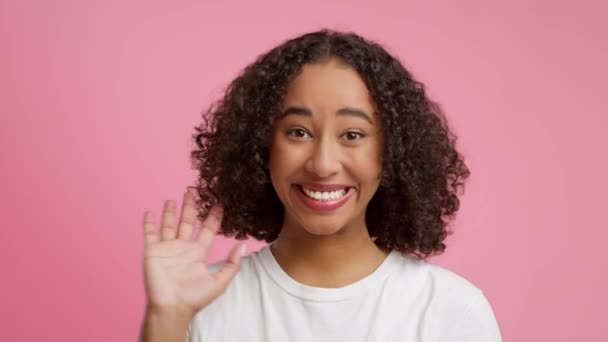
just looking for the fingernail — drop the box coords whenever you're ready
[239,244,248,255]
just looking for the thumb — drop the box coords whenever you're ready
[210,243,247,294]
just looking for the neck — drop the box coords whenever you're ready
[270,221,390,288]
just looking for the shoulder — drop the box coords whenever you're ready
[388,252,489,320]
[391,253,502,340]
[186,251,264,340]
[392,252,483,297]
[191,249,265,315]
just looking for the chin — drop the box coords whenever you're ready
[303,226,343,236]
[297,216,349,236]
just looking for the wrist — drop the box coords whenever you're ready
[141,304,193,342]
[145,303,195,320]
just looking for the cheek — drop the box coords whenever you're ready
[348,144,383,178]
[269,139,303,179]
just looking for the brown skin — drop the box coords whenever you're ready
[269,58,390,288]
[143,30,472,341]
[192,30,471,259]
[139,193,246,342]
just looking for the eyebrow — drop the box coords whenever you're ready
[279,106,374,124]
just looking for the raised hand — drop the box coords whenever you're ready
[142,190,246,316]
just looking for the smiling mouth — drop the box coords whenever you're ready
[296,185,352,202]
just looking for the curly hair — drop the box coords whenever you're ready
[190,29,470,259]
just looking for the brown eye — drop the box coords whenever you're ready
[286,127,311,139]
[343,131,365,140]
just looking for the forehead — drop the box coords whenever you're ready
[282,58,376,113]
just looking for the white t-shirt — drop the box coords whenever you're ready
[187,245,502,341]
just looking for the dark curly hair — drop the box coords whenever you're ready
[190,29,470,259]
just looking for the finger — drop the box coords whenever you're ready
[211,243,246,293]
[142,211,158,244]
[177,191,197,240]
[160,200,177,241]
[197,205,224,250]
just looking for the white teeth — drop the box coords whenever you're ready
[301,186,348,202]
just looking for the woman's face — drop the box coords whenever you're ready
[269,58,383,237]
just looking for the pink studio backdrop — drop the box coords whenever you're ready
[1,0,606,340]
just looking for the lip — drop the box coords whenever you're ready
[292,185,355,212]
[297,183,354,192]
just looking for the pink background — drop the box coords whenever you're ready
[1,0,606,340]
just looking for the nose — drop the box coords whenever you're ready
[305,136,341,178]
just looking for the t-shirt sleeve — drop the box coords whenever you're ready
[447,289,503,342]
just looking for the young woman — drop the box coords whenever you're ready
[140,30,502,342]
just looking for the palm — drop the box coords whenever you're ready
[142,191,245,314]
[145,239,215,309]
